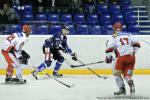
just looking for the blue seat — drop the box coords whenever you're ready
[122,5,133,13]
[12,5,22,15]
[112,14,124,24]
[10,24,22,33]
[36,14,47,21]
[99,14,112,25]
[61,14,72,24]
[87,14,98,25]
[68,25,76,35]
[125,15,137,25]
[50,25,62,34]
[74,14,85,24]
[123,12,134,18]
[127,25,139,33]
[36,24,49,34]
[97,4,108,14]
[84,4,95,13]
[48,14,59,23]
[23,5,32,14]
[13,5,19,11]
[101,25,113,35]
[121,0,131,5]
[109,4,121,14]
[22,14,34,22]
[76,25,89,35]
[90,25,101,35]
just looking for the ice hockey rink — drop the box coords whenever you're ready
[0,36,150,100]
[0,75,150,100]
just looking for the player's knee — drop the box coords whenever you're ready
[45,61,52,67]
[58,57,64,63]
[113,70,122,76]
[123,69,133,79]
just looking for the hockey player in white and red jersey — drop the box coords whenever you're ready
[105,22,140,95]
[1,25,31,84]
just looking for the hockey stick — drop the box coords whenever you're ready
[77,59,108,79]
[71,60,105,68]
[31,66,75,88]
[87,67,108,79]
[44,73,75,88]
[71,58,115,68]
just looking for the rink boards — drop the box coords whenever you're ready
[0,35,150,75]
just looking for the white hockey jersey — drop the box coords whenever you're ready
[106,31,139,57]
[2,32,27,53]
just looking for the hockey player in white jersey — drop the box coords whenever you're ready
[1,25,31,84]
[105,22,140,95]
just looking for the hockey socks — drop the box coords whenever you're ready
[114,75,126,95]
[37,63,47,72]
[125,76,135,95]
[53,61,63,77]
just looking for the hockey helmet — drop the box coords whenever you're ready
[22,25,32,36]
[62,25,69,35]
[113,22,122,31]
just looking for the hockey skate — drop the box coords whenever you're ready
[114,87,126,95]
[5,77,16,83]
[128,80,135,95]
[130,84,135,95]
[53,72,63,77]
[5,74,15,83]
[31,70,38,80]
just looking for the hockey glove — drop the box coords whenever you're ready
[21,50,30,59]
[71,53,77,61]
[105,56,113,63]
[18,56,28,65]
[58,47,67,53]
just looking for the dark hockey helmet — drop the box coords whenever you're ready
[62,25,69,35]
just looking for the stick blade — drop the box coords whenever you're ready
[70,65,77,68]
[71,64,85,68]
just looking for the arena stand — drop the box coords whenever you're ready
[0,0,147,35]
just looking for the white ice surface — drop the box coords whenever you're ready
[0,75,150,100]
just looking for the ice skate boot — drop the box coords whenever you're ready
[53,72,63,77]
[128,80,135,95]
[31,70,38,80]
[5,77,16,83]
[114,87,126,95]
[5,75,15,83]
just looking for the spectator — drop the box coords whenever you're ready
[0,0,13,8]
[109,0,120,4]
[20,0,31,5]
[82,0,95,5]
[82,0,95,13]
[0,3,20,24]
[97,0,107,4]
[70,0,83,13]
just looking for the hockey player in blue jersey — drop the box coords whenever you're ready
[31,25,77,79]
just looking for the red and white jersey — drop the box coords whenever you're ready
[106,31,140,57]
[2,32,27,53]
